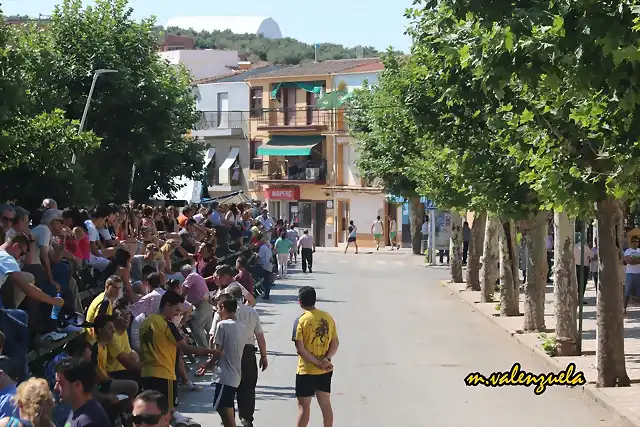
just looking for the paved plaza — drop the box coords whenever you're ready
[179,252,622,427]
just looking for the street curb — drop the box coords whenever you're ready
[440,279,640,427]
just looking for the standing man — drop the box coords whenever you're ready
[292,286,339,427]
[371,216,383,251]
[462,221,471,265]
[574,235,593,305]
[181,265,213,349]
[256,234,273,300]
[256,210,274,242]
[624,235,640,314]
[344,221,358,255]
[388,215,399,250]
[287,224,300,264]
[210,284,268,427]
[297,230,315,274]
[198,294,245,427]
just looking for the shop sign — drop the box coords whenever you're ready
[267,187,300,201]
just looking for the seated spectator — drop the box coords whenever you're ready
[102,248,135,303]
[4,207,29,241]
[159,240,191,283]
[91,315,138,401]
[0,205,15,246]
[234,256,255,296]
[130,273,164,352]
[195,242,217,290]
[106,306,140,380]
[85,206,115,272]
[132,390,171,427]
[131,243,161,283]
[164,206,179,233]
[180,265,212,348]
[85,276,123,343]
[0,357,18,419]
[177,207,193,229]
[178,220,199,256]
[0,377,54,427]
[0,331,3,354]
[131,265,156,297]
[61,208,90,266]
[53,358,111,427]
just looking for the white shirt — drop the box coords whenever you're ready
[257,216,273,232]
[590,247,598,273]
[31,224,52,266]
[85,220,100,242]
[210,282,252,302]
[0,250,20,290]
[625,248,640,275]
[210,301,263,346]
[421,222,429,235]
[372,220,383,234]
[389,220,397,233]
[574,245,593,266]
[298,234,314,249]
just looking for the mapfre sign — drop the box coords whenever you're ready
[266,187,300,201]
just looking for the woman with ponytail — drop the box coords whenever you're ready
[0,377,55,427]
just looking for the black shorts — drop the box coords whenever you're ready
[109,370,139,381]
[140,377,178,409]
[212,383,237,410]
[348,237,356,242]
[295,371,333,397]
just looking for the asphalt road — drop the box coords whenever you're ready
[179,252,621,427]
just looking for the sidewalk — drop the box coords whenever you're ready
[319,246,415,256]
[441,274,640,427]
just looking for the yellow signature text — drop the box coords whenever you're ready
[463,362,586,395]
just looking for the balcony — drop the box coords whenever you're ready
[253,107,339,132]
[251,159,327,183]
[191,111,247,138]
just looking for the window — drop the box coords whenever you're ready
[217,92,229,128]
[299,201,313,228]
[250,140,263,170]
[250,88,263,118]
[306,92,317,125]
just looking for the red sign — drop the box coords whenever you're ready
[266,187,300,201]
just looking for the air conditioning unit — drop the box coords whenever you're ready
[306,168,320,180]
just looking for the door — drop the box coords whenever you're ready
[283,88,296,125]
[217,92,229,128]
[315,202,326,247]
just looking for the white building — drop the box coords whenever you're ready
[159,49,240,82]
[165,16,282,39]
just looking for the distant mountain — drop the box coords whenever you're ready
[163,26,383,65]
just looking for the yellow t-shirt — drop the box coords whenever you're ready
[292,309,337,375]
[140,314,184,380]
[91,342,108,378]
[106,330,131,373]
[86,292,112,343]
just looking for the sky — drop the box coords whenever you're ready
[2,0,415,52]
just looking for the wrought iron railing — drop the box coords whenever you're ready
[251,159,327,181]
[252,107,338,128]
[194,111,247,133]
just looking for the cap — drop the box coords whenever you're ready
[41,208,63,224]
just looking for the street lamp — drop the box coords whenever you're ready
[72,69,118,163]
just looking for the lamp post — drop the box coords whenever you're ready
[72,69,118,163]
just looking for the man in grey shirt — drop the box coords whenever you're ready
[199,294,246,427]
[210,284,268,427]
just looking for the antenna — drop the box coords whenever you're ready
[356,45,363,59]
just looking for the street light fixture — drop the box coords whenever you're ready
[72,69,118,164]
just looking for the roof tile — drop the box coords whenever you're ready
[248,58,381,79]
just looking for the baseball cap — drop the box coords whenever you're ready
[41,208,63,224]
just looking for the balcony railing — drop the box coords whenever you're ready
[194,111,248,135]
[251,159,327,182]
[253,107,338,129]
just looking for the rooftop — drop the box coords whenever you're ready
[248,58,382,79]
[194,65,285,84]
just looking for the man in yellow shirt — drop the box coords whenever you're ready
[85,275,124,343]
[292,286,340,427]
[139,290,219,426]
[107,306,141,380]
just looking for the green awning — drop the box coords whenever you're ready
[257,135,324,156]
[270,81,324,100]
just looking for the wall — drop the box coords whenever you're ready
[196,81,249,112]
[334,192,386,247]
[340,141,360,186]
[332,71,380,92]
[159,50,239,81]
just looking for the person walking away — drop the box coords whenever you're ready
[207,285,268,427]
[344,221,358,254]
[197,294,245,427]
[274,232,293,279]
[462,221,471,264]
[0,377,55,427]
[421,217,429,253]
[287,225,299,264]
[370,216,383,251]
[546,229,554,283]
[292,286,339,427]
[180,265,213,349]
[297,230,315,274]
[590,237,599,291]
[624,236,640,314]
[388,215,399,250]
[132,390,171,427]
[520,232,529,284]
[256,235,273,300]
[574,235,593,305]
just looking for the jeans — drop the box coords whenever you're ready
[190,299,213,348]
[0,308,29,382]
[624,273,640,297]
[462,241,470,264]
[237,344,259,423]
[260,267,272,298]
[301,248,313,272]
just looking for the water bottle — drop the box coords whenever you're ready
[51,293,63,320]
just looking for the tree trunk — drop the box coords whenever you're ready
[523,210,547,332]
[596,197,630,387]
[480,214,499,303]
[466,212,486,291]
[553,211,578,356]
[409,196,425,255]
[450,211,463,283]
[499,219,520,316]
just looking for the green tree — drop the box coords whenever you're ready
[29,0,206,203]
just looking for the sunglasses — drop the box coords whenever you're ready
[1,216,13,222]
[132,413,164,425]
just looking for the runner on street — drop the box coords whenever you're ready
[371,216,383,251]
